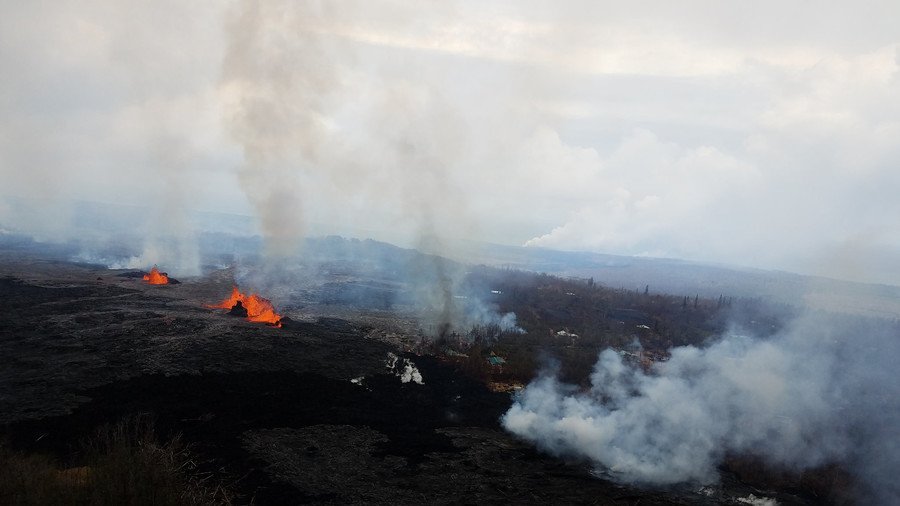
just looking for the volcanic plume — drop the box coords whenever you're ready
[142,266,169,285]
[208,286,282,327]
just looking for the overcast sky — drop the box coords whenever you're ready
[2,1,899,284]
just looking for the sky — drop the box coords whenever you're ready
[1,1,899,284]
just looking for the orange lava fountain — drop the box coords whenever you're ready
[143,266,169,285]
[208,286,282,327]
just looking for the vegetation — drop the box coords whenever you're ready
[445,266,798,386]
[0,414,231,506]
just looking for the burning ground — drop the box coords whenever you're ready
[206,286,283,327]
[142,266,170,285]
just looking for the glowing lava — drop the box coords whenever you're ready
[208,286,282,327]
[142,266,169,285]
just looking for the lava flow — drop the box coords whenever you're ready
[142,266,169,285]
[208,286,282,327]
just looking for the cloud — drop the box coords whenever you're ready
[518,41,900,282]
[524,129,761,259]
[1,1,899,283]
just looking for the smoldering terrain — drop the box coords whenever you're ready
[15,211,896,502]
[0,240,691,505]
[2,232,898,505]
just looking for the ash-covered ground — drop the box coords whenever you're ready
[0,247,814,505]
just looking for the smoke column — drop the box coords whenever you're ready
[220,1,336,257]
[218,1,521,334]
[502,312,900,503]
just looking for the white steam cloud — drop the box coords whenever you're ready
[386,352,424,385]
[502,312,900,503]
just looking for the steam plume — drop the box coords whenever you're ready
[502,312,900,503]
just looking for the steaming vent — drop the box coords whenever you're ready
[386,352,424,385]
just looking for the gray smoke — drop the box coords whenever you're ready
[219,1,473,257]
[7,132,204,277]
[220,1,338,257]
[121,134,201,275]
[219,1,524,334]
[502,312,900,503]
[406,246,524,338]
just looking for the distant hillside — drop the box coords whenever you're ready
[441,241,900,320]
[4,194,898,320]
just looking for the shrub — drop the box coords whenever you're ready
[0,414,231,506]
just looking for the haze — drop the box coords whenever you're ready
[2,1,899,284]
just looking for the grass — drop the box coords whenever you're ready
[0,414,232,505]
